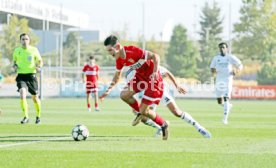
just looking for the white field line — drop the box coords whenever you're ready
[0,136,71,149]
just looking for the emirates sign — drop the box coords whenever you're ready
[232,86,276,99]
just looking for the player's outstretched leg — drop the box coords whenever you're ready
[167,102,211,138]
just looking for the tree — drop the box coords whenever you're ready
[233,0,276,62]
[85,42,115,66]
[0,15,39,61]
[257,63,276,85]
[198,1,223,82]
[145,36,166,63]
[63,32,80,66]
[166,24,199,78]
[233,0,276,85]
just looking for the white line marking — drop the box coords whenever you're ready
[0,136,71,149]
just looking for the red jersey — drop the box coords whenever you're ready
[82,64,99,82]
[116,46,154,80]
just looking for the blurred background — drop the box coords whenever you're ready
[0,0,275,99]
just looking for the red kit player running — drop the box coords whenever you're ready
[82,56,100,112]
[100,35,169,140]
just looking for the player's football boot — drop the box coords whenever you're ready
[161,121,169,140]
[155,128,162,137]
[35,117,41,124]
[229,103,233,109]
[132,113,143,126]
[222,117,228,125]
[198,127,212,138]
[20,117,29,124]
[95,107,100,112]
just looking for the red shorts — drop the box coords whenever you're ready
[86,81,98,94]
[128,72,163,105]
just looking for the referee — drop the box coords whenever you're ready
[13,33,43,124]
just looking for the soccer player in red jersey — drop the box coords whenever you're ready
[82,56,100,112]
[100,35,169,140]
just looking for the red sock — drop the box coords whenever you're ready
[87,103,90,108]
[153,113,165,126]
[129,100,140,112]
[95,102,98,108]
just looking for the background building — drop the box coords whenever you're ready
[0,0,99,53]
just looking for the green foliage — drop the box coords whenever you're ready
[166,24,199,78]
[233,0,276,62]
[145,36,166,64]
[257,63,276,85]
[62,32,80,66]
[198,1,223,82]
[234,0,276,84]
[0,15,39,61]
[87,42,115,66]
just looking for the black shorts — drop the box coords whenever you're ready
[16,74,38,95]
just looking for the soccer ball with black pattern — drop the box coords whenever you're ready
[71,124,89,141]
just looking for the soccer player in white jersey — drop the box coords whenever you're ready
[210,42,243,124]
[126,66,212,138]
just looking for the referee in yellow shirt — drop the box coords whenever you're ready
[13,33,43,124]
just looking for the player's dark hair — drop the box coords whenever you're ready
[89,56,94,60]
[104,35,118,46]
[20,33,29,40]
[218,42,228,48]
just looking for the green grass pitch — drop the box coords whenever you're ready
[0,98,276,168]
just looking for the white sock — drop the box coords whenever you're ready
[181,112,201,130]
[144,118,161,129]
[224,101,230,119]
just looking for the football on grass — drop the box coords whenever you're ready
[71,124,89,141]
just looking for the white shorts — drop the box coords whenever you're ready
[150,89,175,111]
[215,80,232,98]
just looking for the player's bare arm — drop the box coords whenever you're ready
[232,63,243,76]
[147,51,160,79]
[211,68,216,83]
[36,60,43,72]
[166,71,187,94]
[13,61,18,72]
[100,70,122,100]
[211,68,216,76]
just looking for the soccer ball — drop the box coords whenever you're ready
[71,124,89,141]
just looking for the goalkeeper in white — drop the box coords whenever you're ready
[210,42,243,124]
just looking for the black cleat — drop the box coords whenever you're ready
[132,113,143,126]
[161,121,169,140]
[20,117,29,124]
[35,117,41,124]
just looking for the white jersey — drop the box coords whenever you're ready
[210,54,243,81]
[159,66,168,78]
[210,54,243,98]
